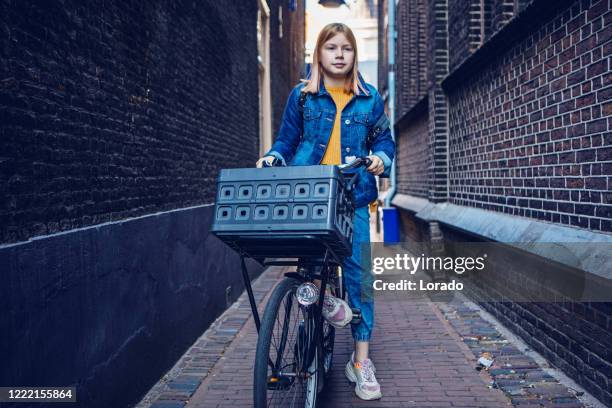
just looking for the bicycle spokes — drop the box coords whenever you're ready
[266,290,317,406]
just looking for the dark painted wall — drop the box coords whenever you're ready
[0,205,263,408]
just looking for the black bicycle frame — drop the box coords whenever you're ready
[239,243,342,374]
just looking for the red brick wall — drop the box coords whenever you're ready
[447,0,612,232]
[449,0,483,72]
[427,0,450,202]
[491,0,517,34]
[396,0,429,117]
[397,112,430,198]
[385,0,612,403]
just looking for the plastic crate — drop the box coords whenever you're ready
[211,165,355,259]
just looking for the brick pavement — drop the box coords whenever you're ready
[182,268,512,408]
[140,213,588,408]
[316,298,512,407]
[439,300,586,407]
[138,265,289,408]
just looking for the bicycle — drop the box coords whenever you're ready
[212,157,372,408]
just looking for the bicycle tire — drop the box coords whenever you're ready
[254,277,319,408]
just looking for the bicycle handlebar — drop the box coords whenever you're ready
[262,157,284,167]
[336,157,372,172]
[262,156,372,171]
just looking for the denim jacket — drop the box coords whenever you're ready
[265,72,395,208]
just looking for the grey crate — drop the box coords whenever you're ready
[211,165,355,259]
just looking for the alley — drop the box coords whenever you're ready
[2,1,610,407]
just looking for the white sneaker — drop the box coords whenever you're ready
[321,294,353,328]
[345,354,382,400]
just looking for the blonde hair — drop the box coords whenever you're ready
[301,23,369,96]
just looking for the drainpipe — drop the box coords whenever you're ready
[384,0,396,208]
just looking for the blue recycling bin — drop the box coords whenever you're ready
[382,207,399,243]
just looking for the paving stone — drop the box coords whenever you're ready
[440,299,585,407]
[184,289,511,407]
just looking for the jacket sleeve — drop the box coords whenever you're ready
[369,89,395,178]
[264,85,303,165]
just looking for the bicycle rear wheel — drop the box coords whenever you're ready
[254,277,319,408]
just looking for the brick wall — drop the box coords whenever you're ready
[397,112,430,198]
[490,0,516,34]
[449,0,542,73]
[448,0,474,72]
[1,0,303,245]
[392,0,611,232]
[387,0,611,403]
[427,0,450,203]
[396,0,429,117]
[447,0,612,233]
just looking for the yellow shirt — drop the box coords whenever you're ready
[321,86,354,165]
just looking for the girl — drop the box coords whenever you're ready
[256,22,395,401]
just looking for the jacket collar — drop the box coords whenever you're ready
[316,70,370,98]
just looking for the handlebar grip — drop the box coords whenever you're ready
[262,157,283,167]
[338,156,373,172]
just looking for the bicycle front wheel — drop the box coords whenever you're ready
[254,277,319,408]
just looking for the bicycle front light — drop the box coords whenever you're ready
[296,282,319,306]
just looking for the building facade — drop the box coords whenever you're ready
[379,0,611,404]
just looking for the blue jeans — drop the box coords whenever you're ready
[342,205,374,342]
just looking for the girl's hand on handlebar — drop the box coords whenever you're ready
[256,156,275,168]
[366,155,384,176]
